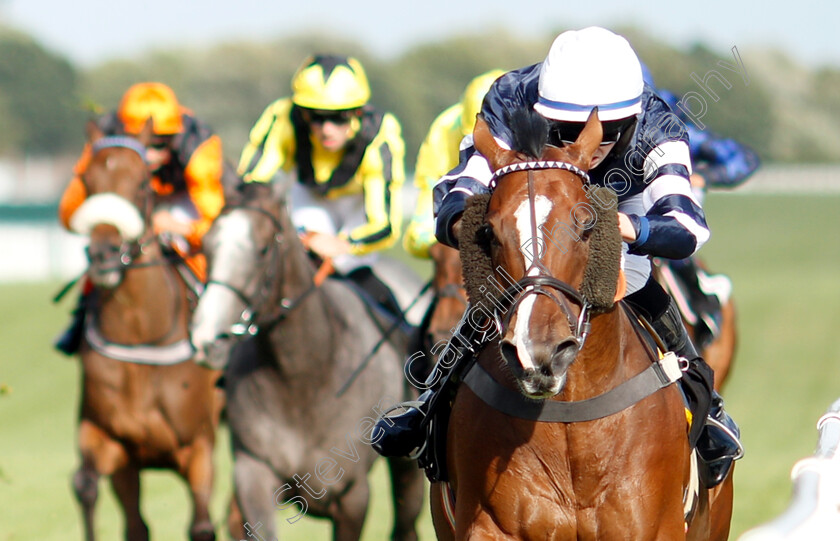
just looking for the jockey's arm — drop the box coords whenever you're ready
[623,140,710,260]
[405,106,462,259]
[58,145,94,230]
[433,140,494,249]
[344,114,406,256]
[237,99,293,183]
[181,135,226,247]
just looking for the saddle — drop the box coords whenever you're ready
[655,257,731,350]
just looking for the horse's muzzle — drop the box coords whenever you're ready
[192,337,233,371]
[500,337,579,398]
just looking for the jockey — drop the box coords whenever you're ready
[54,82,231,355]
[238,54,406,318]
[642,64,761,348]
[403,69,506,259]
[375,27,742,487]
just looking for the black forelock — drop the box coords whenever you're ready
[507,106,550,159]
[309,54,353,79]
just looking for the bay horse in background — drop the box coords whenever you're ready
[653,258,738,392]
[429,111,733,540]
[189,179,425,540]
[70,120,222,541]
[407,242,467,385]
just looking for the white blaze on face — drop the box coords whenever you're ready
[190,210,256,353]
[511,195,553,370]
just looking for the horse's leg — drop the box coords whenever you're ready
[429,482,456,541]
[180,436,216,541]
[231,450,280,540]
[110,464,150,541]
[73,419,129,541]
[330,476,370,541]
[706,467,735,541]
[73,456,99,541]
[227,495,245,540]
[703,299,737,393]
[385,456,424,541]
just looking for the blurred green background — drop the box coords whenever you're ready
[1,192,840,539]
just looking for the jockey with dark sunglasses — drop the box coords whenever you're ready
[374,26,742,488]
[237,54,407,320]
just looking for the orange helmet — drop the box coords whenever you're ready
[117,82,183,135]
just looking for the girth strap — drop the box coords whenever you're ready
[462,352,682,423]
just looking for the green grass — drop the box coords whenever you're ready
[1,193,839,539]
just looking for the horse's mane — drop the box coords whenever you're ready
[507,107,549,159]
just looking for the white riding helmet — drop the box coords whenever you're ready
[534,27,643,122]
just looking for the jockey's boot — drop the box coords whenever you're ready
[54,294,87,356]
[372,316,472,458]
[371,389,433,458]
[651,298,743,487]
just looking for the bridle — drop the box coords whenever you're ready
[203,203,321,338]
[82,135,189,351]
[83,135,157,275]
[489,160,593,352]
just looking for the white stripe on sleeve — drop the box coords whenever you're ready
[643,140,693,181]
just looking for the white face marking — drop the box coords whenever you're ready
[511,195,553,370]
[190,211,258,353]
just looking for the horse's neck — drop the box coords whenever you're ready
[96,243,186,344]
[262,211,339,368]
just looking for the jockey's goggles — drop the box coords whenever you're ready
[303,108,358,126]
[549,117,633,147]
[148,137,172,150]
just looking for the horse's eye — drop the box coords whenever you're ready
[476,223,495,247]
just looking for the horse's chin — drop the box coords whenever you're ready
[519,372,566,399]
[88,269,122,290]
[193,338,233,371]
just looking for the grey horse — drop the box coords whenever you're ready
[190,179,426,540]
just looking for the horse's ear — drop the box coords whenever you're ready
[86,120,104,143]
[574,108,603,168]
[135,117,154,146]
[473,115,515,171]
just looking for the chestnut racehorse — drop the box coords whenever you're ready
[429,110,733,540]
[69,121,222,541]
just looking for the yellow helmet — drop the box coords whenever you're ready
[460,69,505,135]
[117,82,183,135]
[291,55,371,111]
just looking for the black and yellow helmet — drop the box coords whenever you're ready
[291,55,371,111]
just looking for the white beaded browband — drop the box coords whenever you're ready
[489,160,590,189]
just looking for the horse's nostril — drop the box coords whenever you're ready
[552,339,580,369]
[500,340,518,365]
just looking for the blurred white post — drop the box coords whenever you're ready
[739,397,840,540]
